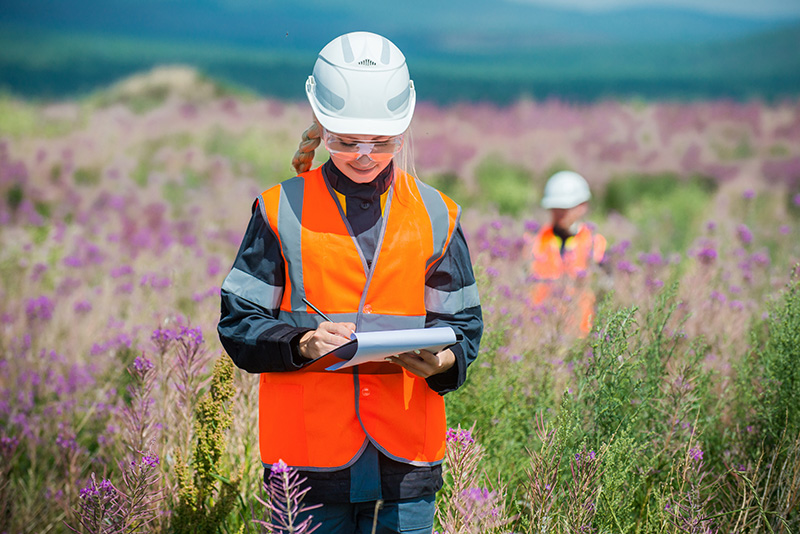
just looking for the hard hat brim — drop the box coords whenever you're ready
[541,195,591,209]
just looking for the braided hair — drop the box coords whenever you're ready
[291,121,322,174]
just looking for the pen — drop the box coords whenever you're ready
[302,297,334,323]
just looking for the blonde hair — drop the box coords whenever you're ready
[291,121,322,174]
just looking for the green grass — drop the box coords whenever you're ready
[601,172,718,254]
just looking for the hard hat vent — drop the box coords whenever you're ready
[358,58,377,67]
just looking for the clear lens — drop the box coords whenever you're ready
[323,131,404,156]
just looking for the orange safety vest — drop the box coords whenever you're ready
[529,224,606,336]
[256,166,460,470]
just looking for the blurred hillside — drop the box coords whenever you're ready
[1,0,799,103]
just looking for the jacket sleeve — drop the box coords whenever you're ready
[423,223,483,395]
[217,200,313,373]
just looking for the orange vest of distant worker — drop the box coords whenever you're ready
[529,224,606,336]
[256,166,460,470]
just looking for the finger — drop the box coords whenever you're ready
[392,353,434,377]
[319,322,355,340]
[396,351,426,363]
[318,330,351,348]
[410,349,436,363]
[385,355,420,375]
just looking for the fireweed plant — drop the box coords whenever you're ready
[1,83,800,531]
[253,460,321,534]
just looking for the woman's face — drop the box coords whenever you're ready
[324,131,403,184]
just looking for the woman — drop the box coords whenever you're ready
[217,32,482,533]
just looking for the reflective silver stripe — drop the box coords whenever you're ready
[278,310,424,332]
[277,177,306,311]
[221,268,283,310]
[357,314,425,332]
[416,181,453,271]
[425,282,480,315]
[263,438,369,472]
[278,310,358,329]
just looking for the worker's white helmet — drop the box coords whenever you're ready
[541,171,592,209]
[305,32,416,136]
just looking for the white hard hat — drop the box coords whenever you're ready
[541,171,592,209]
[305,32,416,136]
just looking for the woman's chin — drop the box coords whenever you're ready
[344,164,380,183]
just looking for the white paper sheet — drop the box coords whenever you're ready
[324,327,458,371]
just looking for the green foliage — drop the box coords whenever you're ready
[0,95,38,138]
[87,67,252,114]
[73,167,101,186]
[757,274,800,444]
[205,126,293,187]
[172,356,242,534]
[424,172,469,203]
[581,305,643,441]
[594,432,641,533]
[601,173,717,254]
[474,154,537,216]
[6,183,23,211]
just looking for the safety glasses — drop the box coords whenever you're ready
[323,130,404,162]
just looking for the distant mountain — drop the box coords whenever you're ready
[1,1,798,103]
[1,0,795,55]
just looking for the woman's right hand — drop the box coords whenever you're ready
[297,321,356,360]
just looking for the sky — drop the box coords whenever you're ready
[516,0,800,18]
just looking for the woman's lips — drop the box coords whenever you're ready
[348,162,377,172]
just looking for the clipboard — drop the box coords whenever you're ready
[322,327,460,371]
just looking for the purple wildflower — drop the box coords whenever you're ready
[272,459,290,474]
[56,432,79,452]
[696,246,717,265]
[25,295,54,322]
[616,260,637,274]
[736,224,753,245]
[729,300,745,311]
[255,459,320,533]
[689,447,703,461]
[742,189,755,200]
[178,325,204,347]
[140,452,160,468]
[132,356,154,374]
[110,265,133,278]
[638,251,663,266]
[794,193,800,207]
[73,299,92,313]
[524,220,541,233]
[446,427,475,446]
[1,434,19,460]
[461,487,492,502]
[151,327,175,343]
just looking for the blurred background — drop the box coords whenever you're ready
[2,0,800,103]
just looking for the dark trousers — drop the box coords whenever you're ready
[296,495,435,534]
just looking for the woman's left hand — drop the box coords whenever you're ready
[385,349,455,378]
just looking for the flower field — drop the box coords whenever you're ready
[1,70,800,532]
